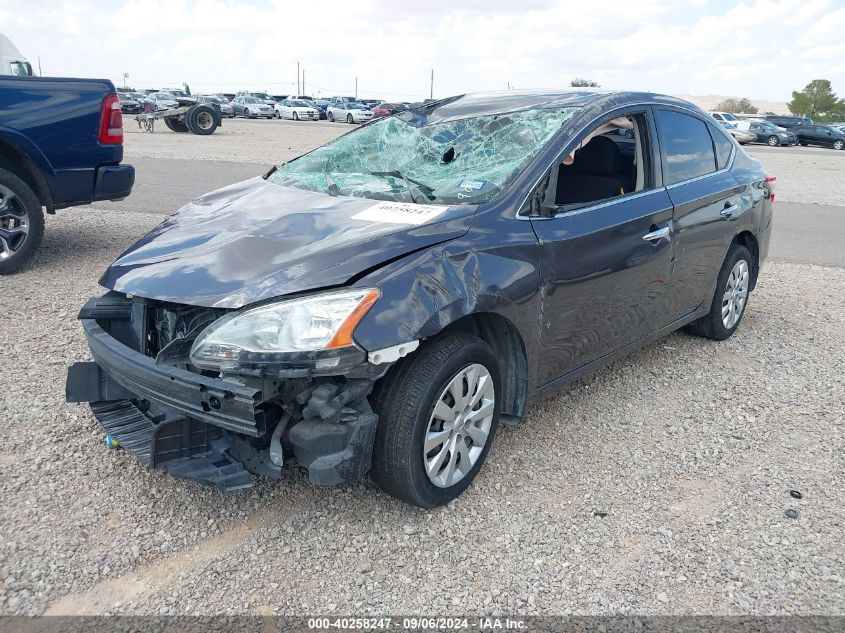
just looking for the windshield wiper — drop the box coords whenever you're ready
[368,170,435,204]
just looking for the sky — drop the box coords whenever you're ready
[2,0,844,102]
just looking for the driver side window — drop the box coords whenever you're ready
[544,111,653,212]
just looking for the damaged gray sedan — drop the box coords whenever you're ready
[67,90,773,507]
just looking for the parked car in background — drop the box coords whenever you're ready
[118,93,142,114]
[327,101,373,123]
[709,111,740,124]
[309,100,329,119]
[274,99,320,121]
[195,95,233,118]
[0,76,134,272]
[372,102,411,117]
[329,96,357,104]
[232,96,274,119]
[764,115,813,129]
[146,92,180,110]
[360,99,380,109]
[237,91,276,106]
[66,90,774,507]
[735,120,797,146]
[720,122,755,144]
[792,124,845,150]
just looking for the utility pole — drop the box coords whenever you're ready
[302,69,305,95]
[37,56,42,76]
[430,68,434,99]
[355,77,358,99]
[296,61,300,96]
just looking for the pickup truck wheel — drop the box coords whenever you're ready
[0,169,44,274]
[370,332,501,508]
[185,105,217,135]
[685,243,752,341]
[164,118,189,133]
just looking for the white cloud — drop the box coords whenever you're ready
[1,0,842,101]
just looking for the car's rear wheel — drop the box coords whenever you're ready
[685,243,752,341]
[767,135,779,146]
[370,332,501,508]
[834,140,844,150]
[347,114,354,124]
[0,169,44,274]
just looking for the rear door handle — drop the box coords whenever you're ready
[642,226,670,242]
[721,202,738,217]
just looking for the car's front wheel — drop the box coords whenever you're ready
[767,135,779,146]
[371,332,501,508]
[328,112,335,122]
[685,243,753,340]
[347,113,354,124]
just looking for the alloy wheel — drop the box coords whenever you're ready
[768,136,778,146]
[722,259,749,329]
[835,140,844,150]
[423,363,495,488]
[0,184,29,261]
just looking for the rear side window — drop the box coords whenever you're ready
[709,123,734,170]
[656,110,717,185]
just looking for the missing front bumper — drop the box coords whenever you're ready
[66,302,380,491]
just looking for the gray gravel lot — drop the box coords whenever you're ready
[1,118,843,617]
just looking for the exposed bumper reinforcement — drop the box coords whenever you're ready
[69,318,263,437]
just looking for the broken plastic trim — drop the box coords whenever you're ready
[367,340,420,365]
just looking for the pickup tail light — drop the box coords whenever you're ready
[765,174,776,202]
[99,94,124,145]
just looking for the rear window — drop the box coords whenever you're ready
[656,110,718,185]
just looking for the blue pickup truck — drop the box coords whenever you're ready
[0,76,135,273]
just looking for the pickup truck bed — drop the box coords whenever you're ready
[0,76,134,272]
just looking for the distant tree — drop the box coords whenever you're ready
[571,77,600,87]
[788,79,845,121]
[714,97,758,114]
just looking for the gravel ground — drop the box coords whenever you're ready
[0,119,843,617]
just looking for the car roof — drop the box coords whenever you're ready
[417,89,704,121]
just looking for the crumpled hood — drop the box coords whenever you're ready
[100,177,475,308]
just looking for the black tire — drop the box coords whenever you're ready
[328,111,335,122]
[370,332,502,508]
[800,142,808,146]
[685,243,753,341]
[0,168,44,274]
[767,135,779,146]
[293,111,299,121]
[164,117,189,133]
[185,105,217,135]
[834,139,844,150]
[347,113,354,124]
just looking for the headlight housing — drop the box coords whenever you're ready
[189,289,379,371]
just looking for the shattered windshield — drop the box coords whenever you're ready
[268,106,579,205]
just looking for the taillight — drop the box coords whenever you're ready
[99,94,123,144]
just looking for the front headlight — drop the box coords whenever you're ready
[189,289,379,370]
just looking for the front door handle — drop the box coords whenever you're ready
[642,226,670,242]
[721,202,738,217]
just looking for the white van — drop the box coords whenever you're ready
[0,34,33,76]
